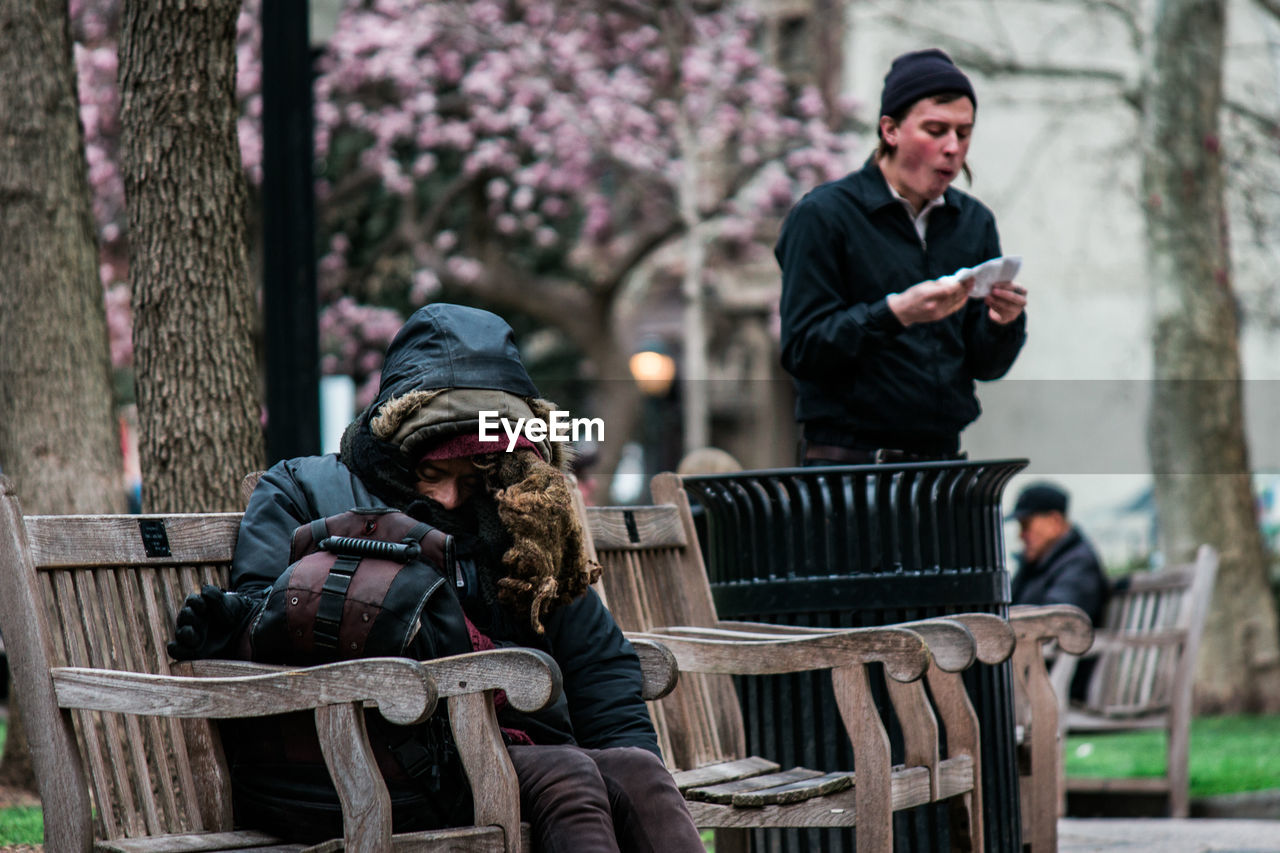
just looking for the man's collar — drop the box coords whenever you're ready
[885,176,946,222]
[850,157,958,214]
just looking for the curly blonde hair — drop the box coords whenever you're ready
[474,450,601,633]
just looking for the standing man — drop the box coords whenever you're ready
[778,48,1027,464]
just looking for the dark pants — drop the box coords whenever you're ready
[508,744,704,853]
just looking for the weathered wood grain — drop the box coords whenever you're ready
[686,767,827,803]
[316,702,392,853]
[95,829,292,851]
[670,757,780,791]
[630,626,929,682]
[682,765,936,829]
[584,505,687,551]
[944,612,1018,664]
[732,772,855,807]
[420,648,559,711]
[0,477,95,851]
[448,692,521,852]
[53,658,438,725]
[24,513,243,568]
[629,637,679,700]
[303,825,507,853]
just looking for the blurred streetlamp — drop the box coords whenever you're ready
[629,346,677,397]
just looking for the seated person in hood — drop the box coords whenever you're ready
[170,303,704,852]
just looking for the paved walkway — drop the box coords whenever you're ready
[1060,818,1280,851]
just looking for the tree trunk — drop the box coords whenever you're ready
[0,0,128,791]
[1142,0,1280,712]
[119,0,264,513]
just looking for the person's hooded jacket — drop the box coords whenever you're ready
[228,304,656,838]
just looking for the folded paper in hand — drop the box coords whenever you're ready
[939,255,1022,299]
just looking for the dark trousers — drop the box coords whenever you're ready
[508,744,704,853]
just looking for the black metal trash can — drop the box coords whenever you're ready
[681,459,1027,853]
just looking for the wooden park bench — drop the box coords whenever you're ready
[0,474,677,853]
[580,472,1021,853]
[1049,544,1219,818]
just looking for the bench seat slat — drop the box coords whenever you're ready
[95,829,292,852]
[681,765,937,828]
[686,767,826,803]
[731,771,855,807]
[670,756,780,791]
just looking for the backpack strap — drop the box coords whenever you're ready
[313,553,361,653]
[311,520,439,653]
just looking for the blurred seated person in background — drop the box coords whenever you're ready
[1009,481,1110,698]
[676,446,743,477]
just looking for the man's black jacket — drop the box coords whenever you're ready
[777,159,1026,448]
[1011,526,1109,628]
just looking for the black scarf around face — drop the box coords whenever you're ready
[339,416,511,604]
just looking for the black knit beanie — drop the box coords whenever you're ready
[879,48,976,122]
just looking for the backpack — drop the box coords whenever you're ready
[248,507,471,664]
[229,507,474,840]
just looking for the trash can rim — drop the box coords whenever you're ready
[680,458,1029,483]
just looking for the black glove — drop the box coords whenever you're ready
[167,584,256,661]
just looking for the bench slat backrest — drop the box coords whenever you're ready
[0,481,242,845]
[583,474,746,771]
[1085,546,1217,716]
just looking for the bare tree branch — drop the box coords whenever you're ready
[464,244,606,350]
[871,2,1139,84]
[598,217,685,295]
[1225,97,1280,138]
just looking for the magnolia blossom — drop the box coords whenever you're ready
[72,0,857,382]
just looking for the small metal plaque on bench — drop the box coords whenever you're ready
[138,519,171,558]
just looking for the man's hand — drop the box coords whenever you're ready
[167,584,254,661]
[887,276,974,327]
[985,281,1027,325]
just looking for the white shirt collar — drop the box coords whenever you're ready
[884,175,945,242]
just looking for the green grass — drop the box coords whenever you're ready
[0,806,42,846]
[1065,713,1280,797]
[0,717,44,846]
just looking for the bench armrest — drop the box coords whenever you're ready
[54,657,438,724]
[189,647,563,714]
[718,614,1009,672]
[419,648,561,711]
[941,613,1017,664]
[630,624,929,683]
[189,648,562,852]
[629,638,679,700]
[1010,604,1094,655]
